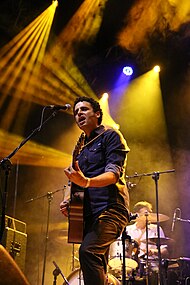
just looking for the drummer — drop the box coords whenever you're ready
[127,201,169,275]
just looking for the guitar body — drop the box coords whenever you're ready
[68,133,85,244]
[68,184,84,243]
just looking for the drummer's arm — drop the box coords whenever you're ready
[161,247,169,258]
[149,226,169,257]
[149,246,169,258]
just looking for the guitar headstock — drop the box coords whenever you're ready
[72,132,85,169]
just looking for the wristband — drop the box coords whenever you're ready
[85,177,91,188]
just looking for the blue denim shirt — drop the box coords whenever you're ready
[77,125,130,219]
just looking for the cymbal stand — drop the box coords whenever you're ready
[25,186,66,285]
[144,211,150,285]
[121,214,139,285]
[126,169,175,285]
[121,228,127,285]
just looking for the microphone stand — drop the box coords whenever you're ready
[126,169,175,285]
[176,218,190,223]
[121,228,127,285]
[0,107,60,243]
[152,172,163,285]
[25,186,66,285]
[52,260,70,285]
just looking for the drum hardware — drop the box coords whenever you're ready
[144,211,150,285]
[137,213,169,223]
[52,260,70,285]
[109,231,139,285]
[64,268,120,285]
[159,257,190,285]
[126,169,175,285]
[120,213,139,284]
[140,237,173,246]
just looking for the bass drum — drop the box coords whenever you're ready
[65,268,120,285]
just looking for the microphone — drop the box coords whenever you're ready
[127,181,136,190]
[171,209,177,232]
[46,104,71,111]
[129,212,139,221]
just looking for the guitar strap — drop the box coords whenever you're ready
[81,128,109,151]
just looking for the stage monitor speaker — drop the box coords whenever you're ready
[0,244,30,285]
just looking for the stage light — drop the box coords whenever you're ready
[123,66,133,76]
[52,0,58,7]
[102,93,109,100]
[153,65,160,73]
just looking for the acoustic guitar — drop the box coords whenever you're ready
[68,129,107,243]
[68,133,85,243]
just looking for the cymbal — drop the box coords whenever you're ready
[137,213,169,223]
[141,237,174,245]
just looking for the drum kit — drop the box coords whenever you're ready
[107,211,173,285]
[107,211,190,285]
[59,212,170,285]
[55,209,190,285]
[54,170,190,284]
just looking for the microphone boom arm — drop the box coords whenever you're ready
[0,107,59,243]
[176,217,190,223]
[0,109,58,164]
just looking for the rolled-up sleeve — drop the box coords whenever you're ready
[103,129,129,178]
[105,163,121,176]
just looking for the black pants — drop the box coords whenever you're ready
[79,207,129,285]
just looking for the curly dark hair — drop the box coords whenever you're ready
[73,96,103,125]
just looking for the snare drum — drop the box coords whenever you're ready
[64,268,120,285]
[108,238,139,277]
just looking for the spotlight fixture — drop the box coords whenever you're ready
[123,66,133,76]
[153,65,160,73]
[52,0,58,7]
[102,93,109,99]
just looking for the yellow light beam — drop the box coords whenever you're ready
[99,93,120,130]
[1,14,50,93]
[0,129,71,168]
[0,7,49,68]
[0,3,56,91]
[0,0,106,121]
[0,2,57,130]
